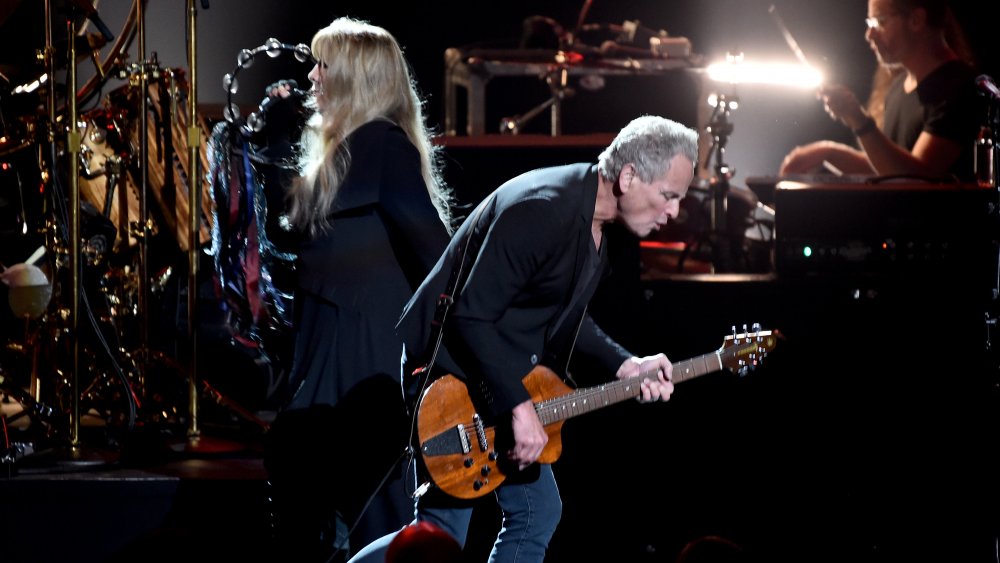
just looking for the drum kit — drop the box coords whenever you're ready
[0,0,247,469]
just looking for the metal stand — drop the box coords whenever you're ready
[22,0,118,470]
[979,94,1000,364]
[170,0,246,456]
[132,0,151,407]
[186,0,201,443]
[499,55,575,136]
[705,93,738,273]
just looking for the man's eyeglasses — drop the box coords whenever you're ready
[865,13,899,31]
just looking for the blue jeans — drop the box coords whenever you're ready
[347,463,562,563]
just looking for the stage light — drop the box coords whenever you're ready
[706,57,822,88]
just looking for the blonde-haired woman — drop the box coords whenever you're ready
[263,16,453,563]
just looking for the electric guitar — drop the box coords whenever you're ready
[416,327,780,499]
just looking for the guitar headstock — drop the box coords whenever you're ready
[719,324,780,376]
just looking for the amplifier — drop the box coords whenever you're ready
[773,180,997,278]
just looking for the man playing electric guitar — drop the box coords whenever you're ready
[348,115,702,563]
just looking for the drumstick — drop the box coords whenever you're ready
[26,246,46,266]
[768,4,812,69]
[821,160,845,177]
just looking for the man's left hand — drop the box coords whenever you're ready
[616,354,674,403]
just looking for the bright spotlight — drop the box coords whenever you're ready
[706,58,823,89]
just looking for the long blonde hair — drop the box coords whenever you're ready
[286,17,453,237]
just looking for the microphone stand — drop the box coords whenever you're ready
[705,93,738,273]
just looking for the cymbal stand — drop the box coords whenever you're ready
[705,92,738,273]
[65,2,83,453]
[499,56,575,136]
[35,0,116,468]
[134,0,151,402]
[185,0,202,445]
[174,0,245,454]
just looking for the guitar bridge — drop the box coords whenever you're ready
[473,414,488,451]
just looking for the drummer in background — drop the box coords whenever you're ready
[779,0,986,182]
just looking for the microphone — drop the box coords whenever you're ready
[976,74,1000,103]
[66,0,115,42]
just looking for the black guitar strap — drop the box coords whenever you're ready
[403,195,496,500]
[411,193,496,392]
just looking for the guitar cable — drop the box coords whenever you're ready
[323,445,416,563]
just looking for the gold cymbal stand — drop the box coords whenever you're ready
[185,0,201,444]
[35,0,116,468]
[175,0,245,454]
[136,0,153,407]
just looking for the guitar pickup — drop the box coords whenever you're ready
[421,423,472,457]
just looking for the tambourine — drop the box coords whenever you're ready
[220,38,314,137]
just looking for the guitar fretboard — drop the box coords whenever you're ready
[534,351,722,425]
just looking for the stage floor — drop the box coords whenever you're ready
[1,439,275,563]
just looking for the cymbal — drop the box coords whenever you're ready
[53,32,108,67]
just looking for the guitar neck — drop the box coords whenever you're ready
[534,351,722,425]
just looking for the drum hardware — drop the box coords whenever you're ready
[3,1,275,466]
[127,217,158,244]
[0,371,61,446]
[1,381,58,428]
[499,51,578,136]
[183,0,202,450]
[75,2,139,112]
[100,153,125,217]
[6,0,128,469]
[703,90,739,273]
[65,0,91,458]
[0,0,210,469]
[1,268,63,449]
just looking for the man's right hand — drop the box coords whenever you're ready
[508,399,547,470]
[817,83,868,131]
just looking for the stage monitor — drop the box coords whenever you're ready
[773,179,997,283]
